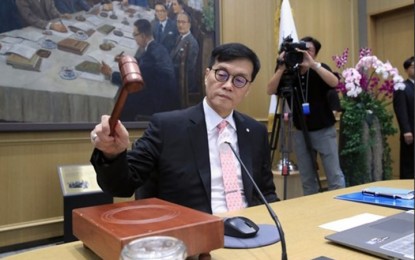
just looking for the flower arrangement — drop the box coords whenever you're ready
[332,48,405,185]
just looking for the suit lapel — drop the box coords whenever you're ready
[233,112,255,204]
[171,35,186,57]
[184,106,256,206]
[186,104,212,203]
[407,79,414,89]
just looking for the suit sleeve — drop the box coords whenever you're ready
[110,71,122,87]
[246,121,279,206]
[49,0,62,18]
[393,89,411,134]
[258,125,279,203]
[90,149,139,197]
[76,0,91,11]
[90,117,162,197]
[16,0,49,29]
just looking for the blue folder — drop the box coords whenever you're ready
[335,187,414,210]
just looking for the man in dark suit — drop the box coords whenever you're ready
[16,0,69,32]
[151,1,178,53]
[90,42,279,215]
[393,56,414,179]
[170,11,199,94]
[101,19,180,121]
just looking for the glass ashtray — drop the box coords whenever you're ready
[75,31,88,41]
[41,39,57,49]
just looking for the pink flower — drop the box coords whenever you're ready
[332,48,349,69]
[333,48,405,99]
[359,47,372,59]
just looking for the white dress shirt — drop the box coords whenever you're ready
[202,98,247,213]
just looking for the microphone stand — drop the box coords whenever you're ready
[225,142,288,260]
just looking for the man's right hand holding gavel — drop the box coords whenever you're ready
[90,115,130,160]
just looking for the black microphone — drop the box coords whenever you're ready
[225,142,288,260]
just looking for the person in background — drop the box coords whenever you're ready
[151,0,178,53]
[393,56,414,179]
[16,0,70,32]
[165,0,174,18]
[0,0,23,33]
[91,42,278,216]
[54,0,91,13]
[170,11,199,94]
[169,0,184,20]
[101,19,179,121]
[267,36,345,195]
[120,0,148,8]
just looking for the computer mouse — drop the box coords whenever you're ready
[223,216,259,238]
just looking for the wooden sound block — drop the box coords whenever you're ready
[73,198,224,259]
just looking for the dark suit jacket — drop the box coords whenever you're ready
[54,0,90,13]
[16,0,61,29]
[0,0,23,33]
[151,18,178,53]
[111,41,180,121]
[393,79,414,179]
[393,79,414,135]
[170,33,199,93]
[91,103,278,214]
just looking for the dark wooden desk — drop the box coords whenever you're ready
[5,180,413,260]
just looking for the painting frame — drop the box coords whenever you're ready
[0,0,220,132]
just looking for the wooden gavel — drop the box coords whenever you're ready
[109,55,144,136]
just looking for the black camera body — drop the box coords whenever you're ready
[280,36,308,68]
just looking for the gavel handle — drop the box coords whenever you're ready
[109,87,129,136]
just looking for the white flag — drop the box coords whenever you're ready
[278,0,298,45]
[268,0,298,130]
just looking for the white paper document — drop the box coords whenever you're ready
[86,15,104,27]
[319,213,385,232]
[5,43,38,59]
[0,36,24,44]
[5,29,44,42]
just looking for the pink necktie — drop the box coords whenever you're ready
[217,120,243,211]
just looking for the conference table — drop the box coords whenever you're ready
[5,179,413,259]
[0,3,153,123]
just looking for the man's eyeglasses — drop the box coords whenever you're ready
[132,32,141,37]
[212,68,250,88]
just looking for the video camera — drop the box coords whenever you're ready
[280,36,308,68]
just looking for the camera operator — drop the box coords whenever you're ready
[267,36,345,195]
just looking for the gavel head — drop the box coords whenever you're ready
[118,55,144,93]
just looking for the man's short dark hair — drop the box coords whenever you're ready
[208,43,261,82]
[154,0,167,10]
[134,19,152,37]
[403,56,414,70]
[301,36,321,55]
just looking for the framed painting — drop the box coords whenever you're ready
[0,0,220,131]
